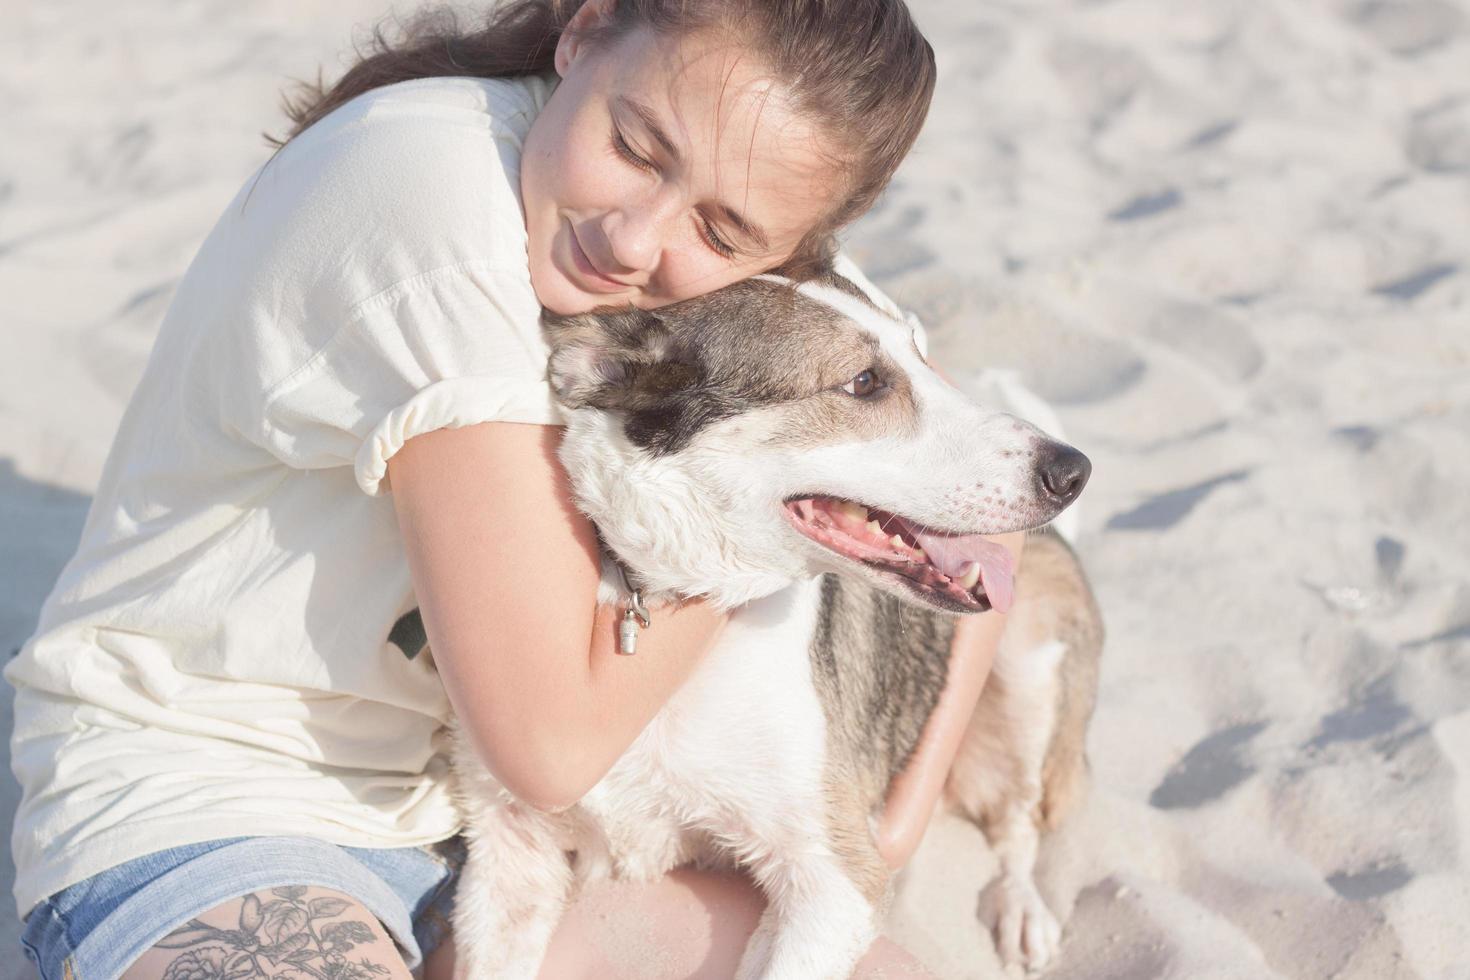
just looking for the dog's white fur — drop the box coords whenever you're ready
[447,279,1089,978]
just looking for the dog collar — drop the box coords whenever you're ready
[611,556,651,655]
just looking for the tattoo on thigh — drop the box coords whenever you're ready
[154,885,393,979]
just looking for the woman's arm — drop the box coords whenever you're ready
[387,420,729,812]
[874,532,1026,870]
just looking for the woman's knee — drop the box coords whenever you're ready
[526,866,756,978]
[120,885,413,980]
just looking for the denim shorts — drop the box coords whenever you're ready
[18,834,467,980]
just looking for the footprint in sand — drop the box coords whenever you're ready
[1407,98,1470,173]
[1343,0,1466,55]
[1107,470,1251,533]
[1108,188,1183,223]
[1327,861,1413,900]
[1371,262,1459,301]
[1047,38,1149,128]
[885,269,1148,405]
[1306,682,1412,752]
[68,121,156,190]
[1142,300,1265,384]
[1149,720,1268,810]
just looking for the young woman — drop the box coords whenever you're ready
[8,0,1024,976]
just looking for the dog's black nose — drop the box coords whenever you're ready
[1038,444,1091,505]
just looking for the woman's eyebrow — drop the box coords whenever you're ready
[708,203,769,251]
[615,96,771,251]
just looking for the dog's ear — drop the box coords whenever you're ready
[544,307,699,411]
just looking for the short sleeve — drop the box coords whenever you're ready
[831,251,930,360]
[353,375,559,497]
[257,261,562,497]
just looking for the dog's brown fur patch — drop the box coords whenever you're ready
[821,768,892,907]
[545,279,919,455]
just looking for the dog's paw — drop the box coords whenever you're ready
[989,876,1062,974]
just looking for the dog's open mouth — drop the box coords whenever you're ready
[783,497,1015,613]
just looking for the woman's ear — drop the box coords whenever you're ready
[554,0,620,77]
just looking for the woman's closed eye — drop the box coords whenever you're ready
[609,126,738,260]
[610,125,656,174]
[696,211,736,258]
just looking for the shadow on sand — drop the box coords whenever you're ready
[1,456,92,969]
[1,457,91,659]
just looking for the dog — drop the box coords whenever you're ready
[446,271,1103,978]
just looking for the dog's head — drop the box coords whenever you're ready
[545,274,1090,612]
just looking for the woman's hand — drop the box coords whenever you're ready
[388,421,729,811]
[874,531,1026,870]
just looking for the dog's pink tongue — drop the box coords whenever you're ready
[908,528,1016,613]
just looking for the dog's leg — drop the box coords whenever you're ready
[946,532,1103,974]
[735,805,888,980]
[956,638,1066,974]
[451,807,574,980]
[980,781,1063,972]
[734,858,879,980]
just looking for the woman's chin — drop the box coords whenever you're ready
[530,267,590,316]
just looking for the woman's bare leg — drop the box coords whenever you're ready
[420,865,934,980]
[124,886,414,980]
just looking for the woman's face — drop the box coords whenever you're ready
[521,20,839,315]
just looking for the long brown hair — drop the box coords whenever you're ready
[269,0,936,271]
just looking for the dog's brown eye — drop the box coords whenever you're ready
[842,369,881,397]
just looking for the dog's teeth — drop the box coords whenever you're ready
[866,520,883,536]
[890,534,906,550]
[957,563,981,590]
[833,500,868,524]
[914,547,926,562]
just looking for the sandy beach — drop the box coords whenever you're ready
[4,0,1468,976]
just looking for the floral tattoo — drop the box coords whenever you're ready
[155,885,394,979]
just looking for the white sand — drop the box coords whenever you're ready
[3,0,1468,977]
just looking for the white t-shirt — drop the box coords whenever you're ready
[5,73,562,919]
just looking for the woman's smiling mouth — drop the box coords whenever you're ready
[566,222,634,294]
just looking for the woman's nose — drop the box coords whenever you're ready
[601,192,678,274]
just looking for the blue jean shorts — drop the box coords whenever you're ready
[18,834,467,980]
